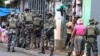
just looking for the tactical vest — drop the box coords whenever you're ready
[33,17,41,26]
[25,13,32,22]
[87,25,96,36]
[9,18,16,28]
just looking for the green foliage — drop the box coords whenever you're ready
[0,0,5,7]
[0,0,11,7]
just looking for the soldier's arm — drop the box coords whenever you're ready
[95,26,100,36]
[84,27,88,41]
[53,19,56,29]
[40,19,43,29]
[23,13,26,22]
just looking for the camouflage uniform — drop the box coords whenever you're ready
[40,12,56,56]
[15,14,21,47]
[8,13,17,52]
[33,14,42,48]
[85,19,100,56]
[24,9,33,50]
[47,17,55,56]
[17,24,25,47]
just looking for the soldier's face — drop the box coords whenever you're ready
[11,15,14,17]
[47,14,52,18]
[68,5,71,8]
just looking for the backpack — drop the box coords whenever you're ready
[87,25,96,36]
[9,18,16,28]
[33,17,41,26]
[25,13,32,22]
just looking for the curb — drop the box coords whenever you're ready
[0,43,86,56]
[0,43,39,56]
[0,43,60,56]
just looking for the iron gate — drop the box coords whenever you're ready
[30,0,55,34]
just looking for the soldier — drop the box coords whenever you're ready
[24,8,33,50]
[39,12,56,56]
[15,14,21,47]
[7,12,17,52]
[32,13,42,48]
[46,12,56,56]
[85,19,100,56]
[19,24,26,48]
[19,12,25,25]
[15,14,22,47]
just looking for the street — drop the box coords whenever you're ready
[0,44,34,56]
[0,0,100,56]
[0,43,67,56]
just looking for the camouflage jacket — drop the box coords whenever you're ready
[45,17,56,31]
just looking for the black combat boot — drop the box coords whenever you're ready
[62,44,67,50]
[7,47,10,52]
[38,47,45,54]
[12,49,15,52]
[67,52,72,56]
[25,44,30,50]
[50,51,54,56]
[12,47,15,52]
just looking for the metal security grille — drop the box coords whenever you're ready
[31,0,48,18]
[29,0,48,34]
[28,0,55,35]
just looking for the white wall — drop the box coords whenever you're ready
[54,1,62,41]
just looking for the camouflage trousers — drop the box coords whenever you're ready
[33,29,41,48]
[86,38,98,56]
[8,29,17,51]
[40,30,54,56]
[16,29,20,47]
[24,28,33,49]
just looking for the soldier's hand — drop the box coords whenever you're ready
[70,38,73,43]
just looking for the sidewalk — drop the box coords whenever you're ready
[0,43,66,56]
[0,43,86,56]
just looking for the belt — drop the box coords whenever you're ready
[9,27,16,29]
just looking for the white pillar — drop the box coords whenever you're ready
[54,1,62,50]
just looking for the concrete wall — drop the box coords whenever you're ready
[91,0,100,54]
[54,1,63,50]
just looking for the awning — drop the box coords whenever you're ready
[0,8,19,17]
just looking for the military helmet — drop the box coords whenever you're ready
[25,8,30,11]
[89,18,95,24]
[11,12,15,15]
[11,8,15,12]
[46,12,53,16]
[35,13,42,17]
[10,12,15,17]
